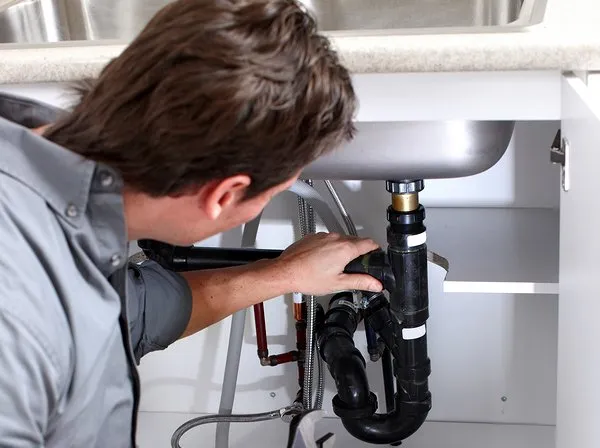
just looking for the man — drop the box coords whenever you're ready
[0,0,383,447]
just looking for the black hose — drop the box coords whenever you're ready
[138,240,282,271]
[139,240,380,275]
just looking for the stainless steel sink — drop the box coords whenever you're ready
[0,0,547,44]
[0,0,520,181]
[304,0,546,33]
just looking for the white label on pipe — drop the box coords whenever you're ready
[402,325,427,340]
[293,292,303,304]
[407,232,427,247]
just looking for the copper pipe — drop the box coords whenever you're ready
[253,303,268,359]
[254,301,304,367]
[294,302,303,321]
[268,351,299,366]
[296,305,307,389]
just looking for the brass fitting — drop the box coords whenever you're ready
[392,193,419,212]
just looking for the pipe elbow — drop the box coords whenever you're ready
[340,395,431,445]
[318,298,376,418]
[330,354,373,414]
[320,334,374,414]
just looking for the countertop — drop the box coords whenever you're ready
[1,0,600,84]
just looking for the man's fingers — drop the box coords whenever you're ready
[339,273,383,293]
[349,238,381,257]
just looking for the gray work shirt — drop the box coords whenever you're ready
[0,92,193,447]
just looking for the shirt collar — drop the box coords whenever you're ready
[0,92,128,276]
[0,116,96,226]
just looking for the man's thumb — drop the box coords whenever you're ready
[340,273,383,293]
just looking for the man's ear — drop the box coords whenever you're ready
[201,175,252,220]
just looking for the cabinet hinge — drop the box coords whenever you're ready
[550,129,570,192]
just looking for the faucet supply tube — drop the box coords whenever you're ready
[172,409,285,448]
[300,179,319,410]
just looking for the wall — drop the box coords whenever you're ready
[0,82,560,447]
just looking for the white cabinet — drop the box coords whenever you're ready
[556,74,600,448]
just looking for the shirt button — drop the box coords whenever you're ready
[99,172,114,188]
[65,204,78,218]
[110,254,123,267]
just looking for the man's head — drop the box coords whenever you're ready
[44,0,356,245]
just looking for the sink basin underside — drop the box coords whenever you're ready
[0,0,546,44]
[304,120,516,180]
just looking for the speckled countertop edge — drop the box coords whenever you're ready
[1,0,599,83]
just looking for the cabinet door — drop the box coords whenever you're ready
[556,74,600,448]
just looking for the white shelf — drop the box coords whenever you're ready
[424,207,559,294]
[443,281,558,295]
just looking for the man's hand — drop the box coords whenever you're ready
[179,232,383,338]
[274,232,383,295]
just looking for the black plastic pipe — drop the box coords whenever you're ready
[317,292,431,445]
[340,294,431,445]
[381,348,395,413]
[339,398,430,446]
[316,204,432,446]
[365,322,380,361]
[318,294,378,418]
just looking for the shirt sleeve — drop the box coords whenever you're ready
[126,259,193,363]
[0,307,61,446]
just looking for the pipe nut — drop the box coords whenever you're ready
[386,180,424,194]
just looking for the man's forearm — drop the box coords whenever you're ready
[179,259,288,338]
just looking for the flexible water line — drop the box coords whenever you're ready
[286,181,345,235]
[172,409,282,448]
[315,339,324,410]
[305,179,317,235]
[297,196,307,236]
[300,180,319,410]
[214,214,263,448]
[296,187,313,409]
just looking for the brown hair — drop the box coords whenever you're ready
[44,0,356,198]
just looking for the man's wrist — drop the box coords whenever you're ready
[254,257,296,298]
